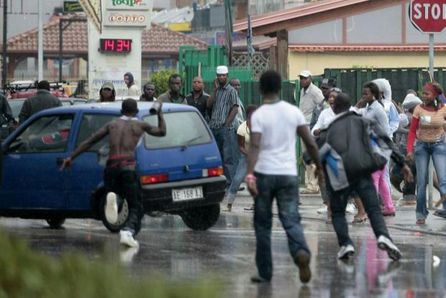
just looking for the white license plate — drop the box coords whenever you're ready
[172,186,203,202]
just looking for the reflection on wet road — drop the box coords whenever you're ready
[1,211,446,297]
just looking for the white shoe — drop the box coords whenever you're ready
[105,192,118,224]
[120,230,139,247]
[337,244,355,260]
[345,203,357,214]
[377,235,401,261]
[317,206,328,214]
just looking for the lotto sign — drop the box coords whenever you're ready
[106,0,152,10]
[410,0,446,33]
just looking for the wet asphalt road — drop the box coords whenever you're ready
[1,195,446,298]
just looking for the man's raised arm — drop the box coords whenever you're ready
[60,125,109,170]
[142,109,166,137]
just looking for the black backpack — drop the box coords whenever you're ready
[325,112,387,179]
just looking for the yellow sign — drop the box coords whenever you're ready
[168,22,191,32]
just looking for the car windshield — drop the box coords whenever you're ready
[143,111,211,149]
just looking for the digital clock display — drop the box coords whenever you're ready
[99,38,132,53]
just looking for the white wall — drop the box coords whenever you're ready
[88,20,142,99]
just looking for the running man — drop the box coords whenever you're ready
[60,99,166,247]
[246,70,323,283]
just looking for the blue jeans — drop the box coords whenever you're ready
[327,176,391,247]
[226,154,247,204]
[212,127,239,186]
[254,173,310,280]
[414,139,446,220]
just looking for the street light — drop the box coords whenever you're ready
[2,0,7,90]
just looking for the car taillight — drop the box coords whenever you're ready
[203,167,224,177]
[140,174,168,185]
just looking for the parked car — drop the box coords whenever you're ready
[0,102,226,231]
[6,80,69,99]
[1,98,91,142]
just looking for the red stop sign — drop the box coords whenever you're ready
[410,0,446,33]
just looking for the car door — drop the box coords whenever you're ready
[65,112,118,210]
[0,113,75,209]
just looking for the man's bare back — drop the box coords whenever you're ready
[107,118,159,157]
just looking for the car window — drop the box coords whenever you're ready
[76,114,117,152]
[143,111,212,149]
[8,100,24,120]
[8,114,74,153]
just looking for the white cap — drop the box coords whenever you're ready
[216,65,229,75]
[299,70,312,78]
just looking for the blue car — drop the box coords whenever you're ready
[0,102,226,231]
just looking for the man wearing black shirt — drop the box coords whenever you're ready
[185,76,210,120]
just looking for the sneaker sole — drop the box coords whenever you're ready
[295,250,312,283]
[120,237,139,248]
[378,242,401,261]
[338,251,355,260]
[105,193,118,224]
[120,240,139,248]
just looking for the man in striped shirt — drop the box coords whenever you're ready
[207,65,241,186]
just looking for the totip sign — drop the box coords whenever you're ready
[410,0,446,33]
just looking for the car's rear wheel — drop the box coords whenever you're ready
[46,217,65,229]
[180,204,220,231]
[100,195,129,233]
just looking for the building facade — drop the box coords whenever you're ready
[235,0,446,79]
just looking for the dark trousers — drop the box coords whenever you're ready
[254,173,310,280]
[327,175,391,247]
[104,167,143,236]
[212,127,239,187]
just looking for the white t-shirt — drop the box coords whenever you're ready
[311,107,335,135]
[127,84,140,97]
[299,83,324,123]
[251,101,306,176]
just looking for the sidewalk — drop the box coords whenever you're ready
[225,189,446,237]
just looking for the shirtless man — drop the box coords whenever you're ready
[60,98,166,247]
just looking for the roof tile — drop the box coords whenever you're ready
[7,15,207,55]
[289,45,446,52]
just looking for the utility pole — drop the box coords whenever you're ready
[38,0,43,81]
[2,0,7,89]
[224,0,233,65]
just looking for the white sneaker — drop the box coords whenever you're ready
[105,192,118,224]
[377,235,401,261]
[317,205,328,214]
[120,230,139,247]
[337,244,355,260]
[345,203,357,214]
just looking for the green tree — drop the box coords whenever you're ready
[150,69,177,97]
